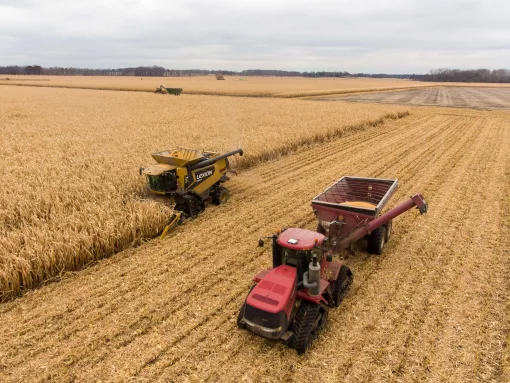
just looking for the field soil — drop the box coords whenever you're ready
[1,107,508,382]
[325,86,510,110]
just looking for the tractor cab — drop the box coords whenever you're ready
[270,228,327,280]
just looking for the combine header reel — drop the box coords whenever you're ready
[140,148,243,237]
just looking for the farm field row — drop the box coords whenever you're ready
[2,76,510,98]
[0,75,437,97]
[327,86,510,110]
[1,107,508,382]
[0,85,408,300]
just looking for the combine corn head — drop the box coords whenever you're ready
[140,148,243,237]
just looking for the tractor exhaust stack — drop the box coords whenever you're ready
[304,255,321,296]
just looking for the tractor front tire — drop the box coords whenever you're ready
[367,226,386,255]
[237,303,246,329]
[212,187,229,205]
[333,266,353,307]
[290,302,327,354]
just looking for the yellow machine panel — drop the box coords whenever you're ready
[140,148,243,219]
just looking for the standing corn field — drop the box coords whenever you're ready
[0,85,408,300]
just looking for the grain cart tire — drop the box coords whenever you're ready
[333,266,353,307]
[290,302,326,354]
[384,220,393,243]
[212,187,229,205]
[316,224,326,235]
[368,226,386,255]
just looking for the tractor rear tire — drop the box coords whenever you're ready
[384,220,392,243]
[367,226,386,255]
[212,187,229,205]
[290,302,327,354]
[333,266,353,307]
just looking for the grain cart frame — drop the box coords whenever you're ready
[140,148,243,236]
[312,176,427,254]
[238,176,428,353]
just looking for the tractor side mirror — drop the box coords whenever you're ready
[258,239,264,247]
[326,254,333,262]
[139,167,144,176]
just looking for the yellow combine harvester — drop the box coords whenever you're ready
[140,148,243,237]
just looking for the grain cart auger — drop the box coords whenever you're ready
[237,176,428,354]
[139,148,243,237]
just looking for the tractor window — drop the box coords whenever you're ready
[280,248,311,280]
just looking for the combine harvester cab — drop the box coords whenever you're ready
[140,148,243,236]
[238,175,428,353]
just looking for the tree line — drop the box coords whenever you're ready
[0,65,415,78]
[420,68,510,83]
[2,64,508,83]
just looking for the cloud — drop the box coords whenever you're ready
[0,0,509,73]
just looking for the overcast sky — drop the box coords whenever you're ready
[0,0,509,73]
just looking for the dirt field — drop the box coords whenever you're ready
[0,76,433,97]
[326,86,510,110]
[1,107,508,382]
[0,85,408,301]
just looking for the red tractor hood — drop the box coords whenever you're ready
[277,227,325,250]
[247,265,297,315]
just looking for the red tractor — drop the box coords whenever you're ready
[237,227,352,353]
[237,176,428,353]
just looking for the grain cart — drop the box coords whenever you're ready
[237,176,428,353]
[154,85,183,95]
[140,148,243,236]
[312,176,427,254]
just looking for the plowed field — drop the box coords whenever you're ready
[1,107,508,382]
[327,86,510,110]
